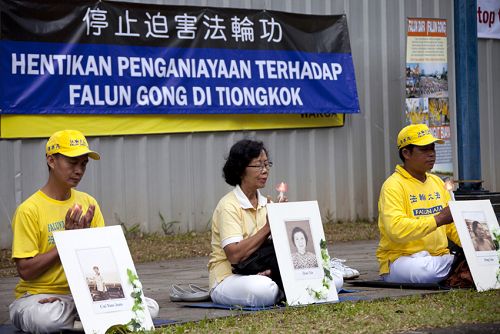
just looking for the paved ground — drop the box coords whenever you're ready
[1,240,453,326]
[401,323,500,334]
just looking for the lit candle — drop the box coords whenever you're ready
[444,178,455,201]
[275,182,288,203]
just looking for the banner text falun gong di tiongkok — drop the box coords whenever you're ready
[0,0,359,115]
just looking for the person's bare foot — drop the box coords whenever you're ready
[257,269,271,277]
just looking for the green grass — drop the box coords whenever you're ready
[156,290,499,333]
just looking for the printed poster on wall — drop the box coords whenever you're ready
[0,0,359,115]
[477,0,500,39]
[405,18,452,176]
[0,0,359,137]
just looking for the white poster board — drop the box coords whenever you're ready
[267,201,338,306]
[448,200,500,291]
[53,225,154,334]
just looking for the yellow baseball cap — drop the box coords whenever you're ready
[46,130,100,160]
[397,124,444,149]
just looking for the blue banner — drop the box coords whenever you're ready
[0,1,359,115]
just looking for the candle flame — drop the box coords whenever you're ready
[444,178,454,192]
[276,182,288,193]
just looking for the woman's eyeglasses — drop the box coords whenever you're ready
[247,162,273,172]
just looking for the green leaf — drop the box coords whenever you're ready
[323,268,333,281]
[105,324,130,334]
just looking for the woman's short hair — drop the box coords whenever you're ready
[223,139,268,186]
[291,227,308,246]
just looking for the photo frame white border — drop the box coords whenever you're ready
[76,246,128,314]
[267,201,339,306]
[54,225,154,334]
[448,200,500,291]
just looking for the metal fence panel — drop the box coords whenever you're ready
[1,0,498,248]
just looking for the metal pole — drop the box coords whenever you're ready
[454,0,482,191]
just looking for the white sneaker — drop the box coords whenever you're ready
[72,319,84,331]
[330,258,360,279]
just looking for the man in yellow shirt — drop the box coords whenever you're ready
[376,124,461,283]
[9,130,105,333]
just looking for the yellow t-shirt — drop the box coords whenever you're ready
[208,185,268,289]
[376,165,461,275]
[12,189,105,299]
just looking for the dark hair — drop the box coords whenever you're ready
[398,144,415,162]
[291,227,308,246]
[47,153,62,172]
[471,221,480,233]
[223,139,268,186]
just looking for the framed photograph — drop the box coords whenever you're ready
[448,200,500,291]
[267,201,338,305]
[53,225,154,334]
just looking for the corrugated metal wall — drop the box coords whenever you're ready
[478,37,500,193]
[1,0,499,248]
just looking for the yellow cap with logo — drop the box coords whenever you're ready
[397,124,444,150]
[46,130,100,160]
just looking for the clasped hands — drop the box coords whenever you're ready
[64,204,95,230]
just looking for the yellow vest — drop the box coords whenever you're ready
[12,189,105,298]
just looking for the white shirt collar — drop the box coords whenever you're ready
[233,185,267,209]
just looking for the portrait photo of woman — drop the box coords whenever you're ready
[288,224,318,270]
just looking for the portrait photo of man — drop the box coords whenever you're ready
[466,219,496,252]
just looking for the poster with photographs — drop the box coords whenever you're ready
[267,201,338,306]
[448,200,500,292]
[406,18,453,176]
[54,226,154,334]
